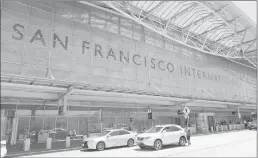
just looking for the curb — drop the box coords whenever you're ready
[6,147,81,157]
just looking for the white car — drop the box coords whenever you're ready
[82,129,137,151]
[136,124,187,150]
[1,140,7,157]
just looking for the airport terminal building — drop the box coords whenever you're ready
[1,0,256,145]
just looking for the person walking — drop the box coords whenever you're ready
[244,120,247,129]
[185,127,191,146]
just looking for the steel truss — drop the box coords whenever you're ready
[90,1,256,68]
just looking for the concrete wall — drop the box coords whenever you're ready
[1,0,256,103]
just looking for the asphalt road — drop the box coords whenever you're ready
[21,130,257,157]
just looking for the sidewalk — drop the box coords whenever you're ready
[6,129,246,157]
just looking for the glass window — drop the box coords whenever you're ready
[1,62,21,75]
[2,8,28,23]
[119,130,130,135]
[2,1,29,14]
[30,0,53,12]
[21,65,47,78]
[110,131,119,136]
[1,51,23,63]
[166,126,180,132]
[121,27,132,39]
[30,7,52,21]
[91,15,106,30]
[29,16,52,30]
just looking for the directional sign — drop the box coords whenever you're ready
[183,107,190,115]
[148,107,152,120]
[148,108,152,113]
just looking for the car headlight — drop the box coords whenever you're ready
[145,137,152,139]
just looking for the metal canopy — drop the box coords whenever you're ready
[1,74,256,106]
[85,1,256,68]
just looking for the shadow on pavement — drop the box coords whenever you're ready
[80,145,134,152]
[133,144,182,152]
[6,140,82,158]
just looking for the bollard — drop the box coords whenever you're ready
[46,137,52,149]
[23,138,30,152]
[233,124,235,130]
[211,127,214,132]
[216,126,219,132]
[229,125,232,131]
[83,135,87,141]
[66,136,70,148]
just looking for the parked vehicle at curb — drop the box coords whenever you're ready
[1,140,7,158]
[81,129,137,151]
[136,124,187,150]
[248,120,257,130]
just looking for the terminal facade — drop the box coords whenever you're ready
[1,0,256,145]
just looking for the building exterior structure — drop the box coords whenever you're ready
[1,0,256,145]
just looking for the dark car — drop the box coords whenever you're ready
[248,120,257,130]
[49,128,68,140]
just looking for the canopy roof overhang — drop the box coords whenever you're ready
[79,1,257,69]
[1,73,256,111]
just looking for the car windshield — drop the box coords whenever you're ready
[98,130,111,136]
[145,127,163,133]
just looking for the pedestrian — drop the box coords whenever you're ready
[244,120,247,129]
[185,127,191,146]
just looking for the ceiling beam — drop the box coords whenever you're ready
[236,26,253,34]
[245,49,257,55]
[142,1,166,19]
[198,23,226,36]
[227,15,242,23]
[169,3,198,21]
[242,39,256,45]
[183,4,228,29]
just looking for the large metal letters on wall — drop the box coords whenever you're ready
[0,1,256,102]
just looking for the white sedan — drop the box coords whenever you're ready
[1,140,7,157]
[82,129,137,151]
[136,124,187,150]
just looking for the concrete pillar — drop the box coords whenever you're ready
[11,117,18,145]
[46,137,52,149]
[66,136,70,148]
[23,138,30,151]
[83,135,87,141]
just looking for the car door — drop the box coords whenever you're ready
[168,126,182,144]
[161,127,171,145]
[105,131,121,147]
[118,130,131,146]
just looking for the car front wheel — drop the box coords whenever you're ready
[96,142,105,151]
[154,139,162,150]
[127,139,134,147]
[179,137,186,146]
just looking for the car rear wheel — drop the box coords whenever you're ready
[154,139,162,150]
[179,137,186,146]
[96,142,105,151]
[127,139,134,147]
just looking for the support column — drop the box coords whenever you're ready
[11,117,18,145]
